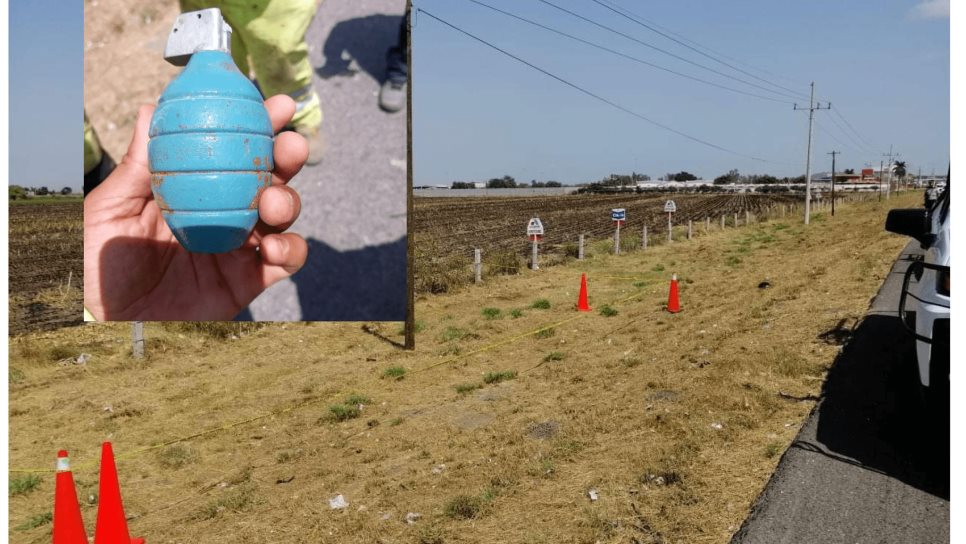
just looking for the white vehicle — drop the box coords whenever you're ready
[885,183,950,413]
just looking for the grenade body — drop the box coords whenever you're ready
[148,50,273,254]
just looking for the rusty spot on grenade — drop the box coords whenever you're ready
[253,156,261,167]
[153,190,172,212]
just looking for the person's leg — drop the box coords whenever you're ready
[180,0,253,82]
[379,10,409,113]
[83,112,115,195]
[225,0,324,163]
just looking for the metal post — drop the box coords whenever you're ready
[404,2,416,351]
[687,220,693,240]
[474,248,482,283]
[132,321,144,359]
[667,213,672,242]
[705,217,710,232]
[745,210,750,225]
[828,150,839,216]
[734,212,739,227]
[883,145,894,200]
[721,215,725,229]
[614,223,621,255]
[879,160,883,201]
[642,225,648,250]
[578,234,585,260]
[531,240,539,270]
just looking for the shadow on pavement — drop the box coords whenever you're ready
[315,14,404,83]
[805,313,949,499]
[290,236,407,321]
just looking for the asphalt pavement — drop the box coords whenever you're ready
[731,240,949,544]
[245,0,408,321]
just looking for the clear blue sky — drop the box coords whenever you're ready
[412,0,950,184]
[10,0,83,192]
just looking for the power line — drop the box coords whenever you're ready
[598,0,811,89]
[593,0,883,157]
[813,118,867,158]
[822,110,876,155]
[798,107,871,159]
[588,0,810,100]
[831,105,876,151]
[416,7,773,163]
[462,0,793,104]
[535,0,805,101]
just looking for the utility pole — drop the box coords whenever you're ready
[828,150,840,216]
[878,160,884,201]
[794,82,830,225]
[882,145,897,200]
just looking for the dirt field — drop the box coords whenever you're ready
[9,201,84,335]
[9,193,915,543]
[84,0,180,161]
[414,192,854,293]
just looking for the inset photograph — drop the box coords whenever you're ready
[83,0,409,321]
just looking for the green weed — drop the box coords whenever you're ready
[483,371,517,384]
[455,383,482,394]
[599,305,618,317]
[9,475,41,496]
[14,511,51,531]
[481,307,502,320]
[383,366,406,380]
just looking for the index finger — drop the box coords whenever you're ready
[264,95,296,133]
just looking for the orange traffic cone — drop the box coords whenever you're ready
[666,274,681,313]
[53,450,88,544]
[576,273,591,312]
[93,442,144,544]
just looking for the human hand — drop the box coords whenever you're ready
[84,95,308,321]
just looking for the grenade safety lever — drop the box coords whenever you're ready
[163,8,232,66]
[148,8,274,254]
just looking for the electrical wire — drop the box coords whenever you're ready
[417,7,774,163]
[598,0,812,89]
[588,0,810,100]
[831,105,877,151]
[535,0,805,101]
[813,118,869,158]
[823,109,877,155]
[462,0,793,104]
[588,0,881,158]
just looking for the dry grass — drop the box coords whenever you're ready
[9,194,913,543]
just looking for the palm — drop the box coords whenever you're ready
[83,98,308,321]
[85,194,268,320]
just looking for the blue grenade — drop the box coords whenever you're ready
[148,8,272,254]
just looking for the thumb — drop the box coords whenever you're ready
[89,105,156,201]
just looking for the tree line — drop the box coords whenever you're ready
[451,175,562,189]
[447,164,889,192]
[9,185,73,200]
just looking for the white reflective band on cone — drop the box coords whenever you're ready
[56,456,70,472]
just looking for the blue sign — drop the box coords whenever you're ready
[611,208,626,221]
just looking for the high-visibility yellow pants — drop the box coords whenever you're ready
[179,0,323,130]
[84,111,103,175]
